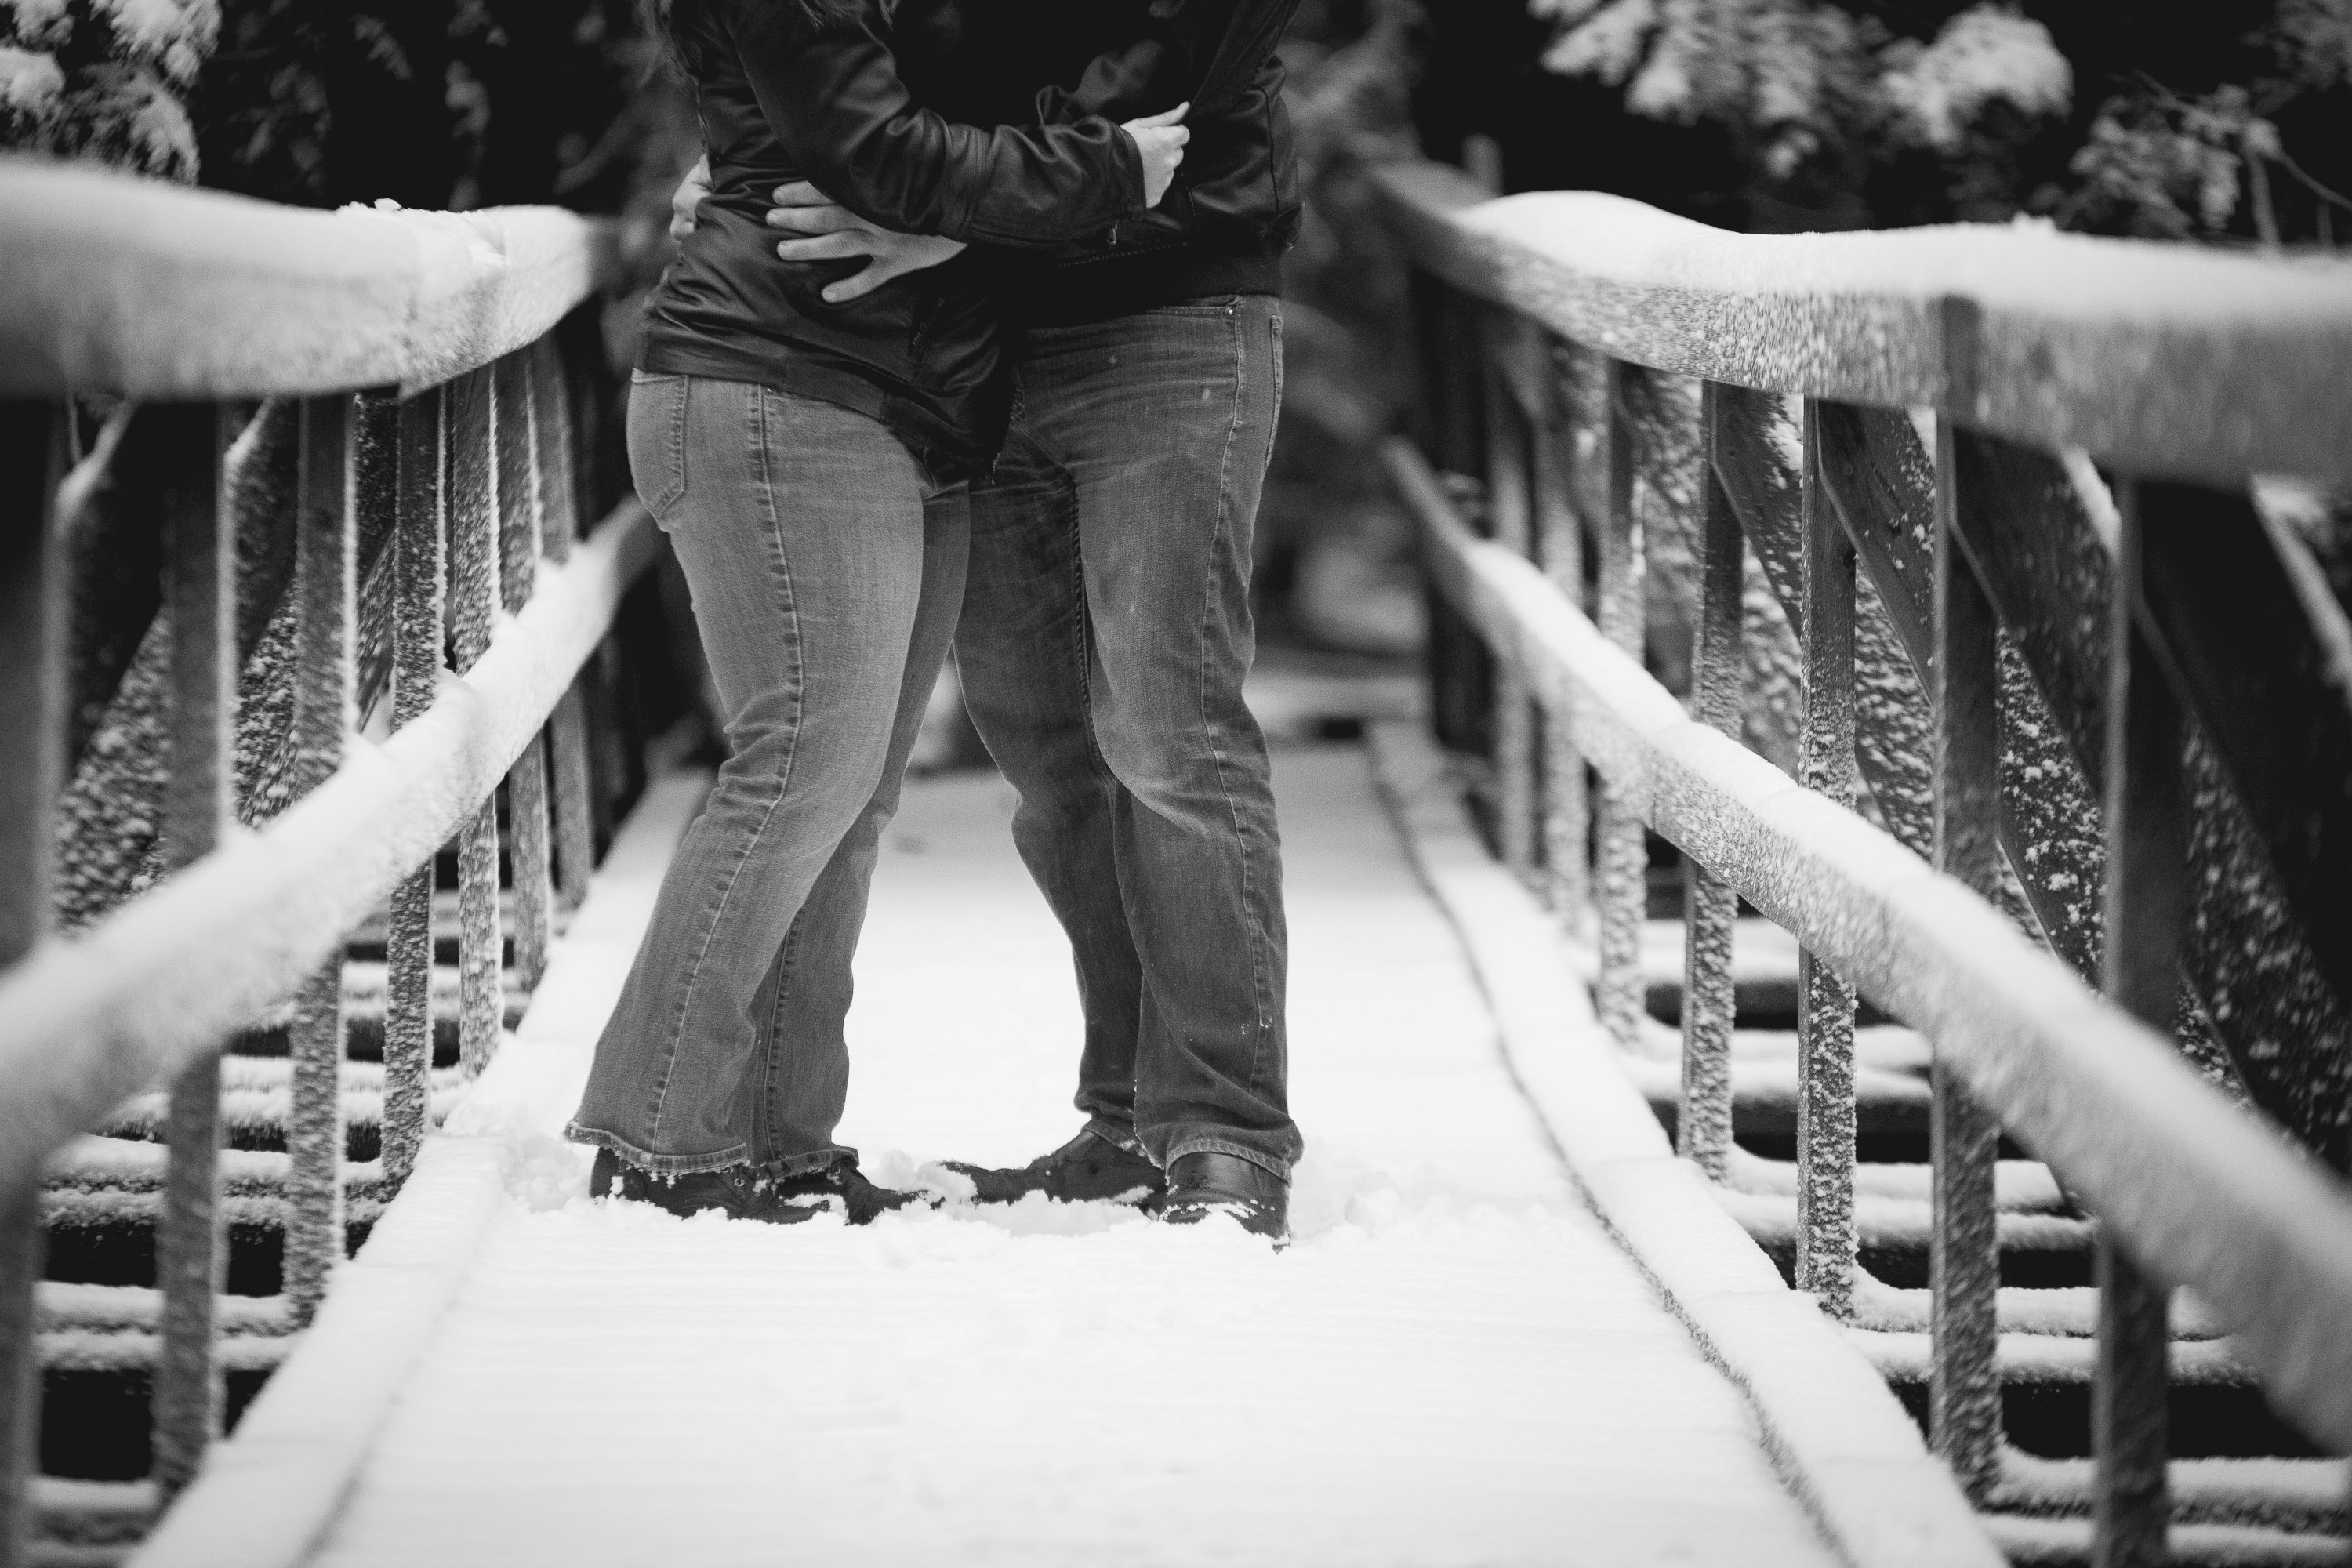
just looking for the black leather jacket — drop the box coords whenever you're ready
[913,0,1307,324]
[638,0,1150,478]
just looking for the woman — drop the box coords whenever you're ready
[566,0,1189,1223]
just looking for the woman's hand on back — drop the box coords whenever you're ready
[1120,104,1189,209]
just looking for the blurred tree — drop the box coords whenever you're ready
[3,0,685,215]
[1,0,220,180]
[1520,0,2352,243]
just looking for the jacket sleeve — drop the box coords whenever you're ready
[1032,0,1303,126]
[719,1,1148,248]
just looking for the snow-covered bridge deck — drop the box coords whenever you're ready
[162,745,1842,1567]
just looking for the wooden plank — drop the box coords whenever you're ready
[0,400,62,1568]
[1531,335,1590,924]
[1366,158,2352,483]
[285,395,354,1327]
[0,162,624,401]
[1592,359,1646,1051]
[447,368,505,1077]
[383,389,446,1190]
[1482,307,1537,884]
[1796,400,1858,1321]
[495,354,551,989]
[1678,383,1741,1181]
[1929,419,2003,1504]
[151,403,234,1497]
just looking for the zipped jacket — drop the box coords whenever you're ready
[637,0,1149,478]
[942,0,1308,323]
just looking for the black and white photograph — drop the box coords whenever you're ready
[1,0,2349,1563]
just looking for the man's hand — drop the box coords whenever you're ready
[670,154,711,241]
[1120,103,1189,208]
[765,182,967,303]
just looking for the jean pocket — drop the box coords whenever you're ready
[626,374,689,521]
[1145,294,1241,316]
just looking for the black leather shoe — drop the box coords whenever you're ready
[1155,1152,1288,1243]
[771,1161,929,1225]
[590,1149,818,1225]
[943,1129,1165,1206]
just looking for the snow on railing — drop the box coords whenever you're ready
[0,158,653,1568]
[1375,151,2352,1563]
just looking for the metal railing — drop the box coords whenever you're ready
[0,158,656,1565]
[1374,152,2352,1563]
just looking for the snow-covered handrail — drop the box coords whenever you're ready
[0,169,650,1568]
[0,158,626,399]
[1375,151,2352,1566]
[1374,159,2352,485]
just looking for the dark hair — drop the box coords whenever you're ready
[639,0,893,77]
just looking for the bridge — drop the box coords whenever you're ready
[2,147,2350,1567]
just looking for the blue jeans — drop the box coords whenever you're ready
[770,296,1302,1181]
[567,374,967,1175]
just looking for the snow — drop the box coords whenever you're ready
[256,748,1845,1568]
[0,45,65,113]
[1879,9,2071,153]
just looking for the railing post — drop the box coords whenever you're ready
[285,394,357,1323]
[0,400,64,1568]
[1677,383,1742,1180]
[534,343,597,911]
[1532,339,1590,927]
[1795,397,1857,1319]
[1592,358,1647,1051]
[1481,307,1538,884]
[383,388,447,1191]
[1929,417,2004,1502]
[151,405,236,1499]
[495,353,553,989]
[2093,477,2180,1568]
[448,368,506,1076]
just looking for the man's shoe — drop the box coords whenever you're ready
[590,1148,818,1225]
[943,1129,1165,1206]
[770,1161,929,1225]
[1155,1152,1288,1242]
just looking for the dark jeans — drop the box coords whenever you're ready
[568,373,967,1175]
[772,295,1302,1181]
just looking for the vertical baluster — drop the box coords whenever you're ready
[1796,398,1858,1319]
[529,336,579,561]
[1482,307,1537,882]
[2092,477,2180,1568]
[1592,359,1648,1050]
[495,354,552,987]
[1929,417,2005,1501]
[447,368,505,1075]
[383,390,446,1191]
[285,395,356,1326]
[1678,384,1742,1180]
[1534,339,1590,927]
[151,406,235,1497]
[0,401,65,1568]
[535,341,597,910]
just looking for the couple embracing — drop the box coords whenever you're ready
[567,0,1305,1241]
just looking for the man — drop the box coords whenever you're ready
[677,0,1304,1238]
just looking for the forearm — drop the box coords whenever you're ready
[726,7,1146,246]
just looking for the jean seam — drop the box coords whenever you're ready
[565,1123,749,1177]
[754,909,808,1162]
[1195,309,1276,1099]
[645,383,806,1146]
[1167,1135,1289,1182]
